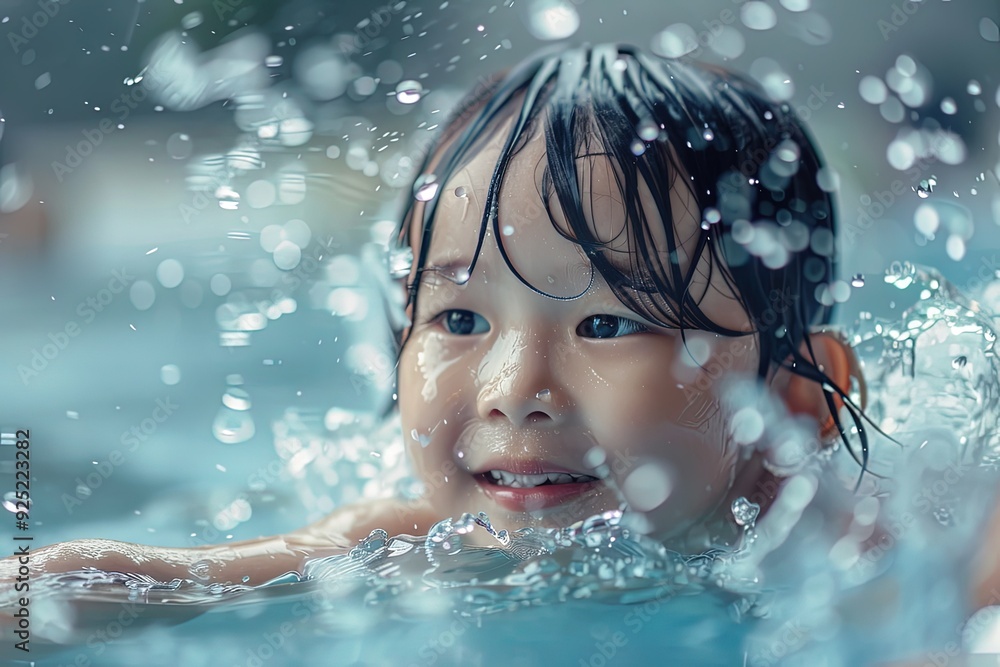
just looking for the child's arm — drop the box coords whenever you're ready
[0,495,436,653]
[1,496,435,586]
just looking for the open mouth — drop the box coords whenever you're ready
[474,469,601,511]
[478,470,600,488]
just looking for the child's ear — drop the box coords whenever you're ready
[769,330,867,443]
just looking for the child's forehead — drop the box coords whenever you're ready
[426,124,701,273]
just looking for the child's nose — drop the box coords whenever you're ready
[476,333,569,428]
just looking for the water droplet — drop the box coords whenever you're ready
[156,259,185,288]
[130,280,156,311]
[915,177,936,198]
[502,225,514,236]
[272,240,302,270]
[651,24,698,59]
[980,17,1000,42]
[637,120,659,142]
[525,0,580,40]
[395,80,424,104]
[173,9,203,30]
[414,174,440,201]
[388,246,414,279]
[731,496,760,526]
[213,387,255,444]
[161,364,181,385]
[2,491,24,513]
[629,139,646,156]
[454,186,467,198]
[740,1,777,30]
[535,389,551,402]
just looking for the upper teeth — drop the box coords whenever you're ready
[487,470,598,488]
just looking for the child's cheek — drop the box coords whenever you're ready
[414,331,463,403]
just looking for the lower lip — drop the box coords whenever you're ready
[475,474,599,512]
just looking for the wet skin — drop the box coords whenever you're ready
[398,112,777,549]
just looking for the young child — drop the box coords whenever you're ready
[4,42,993,652]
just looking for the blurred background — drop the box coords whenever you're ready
[0,0,997,550]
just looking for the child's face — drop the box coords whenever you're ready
[398,115,760,546]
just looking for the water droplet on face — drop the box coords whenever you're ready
[502,225,514,236]
[414,174,440,201]
[535,389,551,402]
[388,246,414,279]
[454,186,467,198]
[395,80,424,104]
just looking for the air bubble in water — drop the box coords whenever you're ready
[968,80,983,96]
[940,97,957,115]
[166,132,192,159]
[851,274,865,288]
[952,355,968,369]
[395,80,423,105]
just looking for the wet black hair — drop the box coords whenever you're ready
[390,43,869,479]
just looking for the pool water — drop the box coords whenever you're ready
[8,262,1000,667]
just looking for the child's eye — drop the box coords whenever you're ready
[577,315,649,339]
[439,309,490,335]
